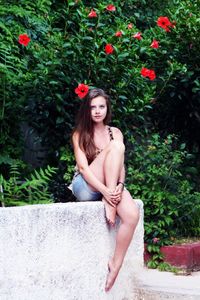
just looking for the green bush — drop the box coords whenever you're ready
[0,0,173,161]
[1,0,199,160]
[126,133,200,243]
[149,0,200,151]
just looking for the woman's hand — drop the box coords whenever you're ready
[102,186,122,207]
[113,183,123,203]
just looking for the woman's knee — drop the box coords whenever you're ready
[109,140,125,153]
[126,208,139,227]
[118,191,139,225]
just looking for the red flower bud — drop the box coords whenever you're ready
[115,31,122,37]
[88,9,97,18]
[106,4,116,11]
[133,32,142,40]
[150,39,159,48]
[127,23,133,29]
[153,237,159,244]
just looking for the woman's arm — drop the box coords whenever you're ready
[112,127,126,197]
[118,165,125,185]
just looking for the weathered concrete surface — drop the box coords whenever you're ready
[0,200,144,300]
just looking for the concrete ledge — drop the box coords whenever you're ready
[161,242,200,271]
[0,200,144,300]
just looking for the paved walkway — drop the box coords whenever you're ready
[135,268,200,299]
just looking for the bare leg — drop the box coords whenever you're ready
[105,190,139,292]
[102,140,124,225]
[89,140,125,225]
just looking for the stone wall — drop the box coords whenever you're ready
[0,200,144,300]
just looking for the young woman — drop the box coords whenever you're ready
[71,88,139,292]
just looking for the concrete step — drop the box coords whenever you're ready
[134,268,200,300]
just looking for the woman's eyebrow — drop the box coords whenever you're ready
[90,103,105,107]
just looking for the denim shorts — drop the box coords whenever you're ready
[72,173,102,201]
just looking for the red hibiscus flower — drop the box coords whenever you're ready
[127,23,133,29]
[75,83,89,99]
[18,34,31,46]
[150,39,159,48]
[106,4,116,11]
[141,67,149,77]
[141,67,156,80]
[88,9,97,18]
[115,31,122,37]
[105,44,114,54]
[148,70,156,80]
[133,32,142,40]
[157,16,173,32]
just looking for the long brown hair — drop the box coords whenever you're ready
[73,88,111,163]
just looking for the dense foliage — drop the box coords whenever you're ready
[0,0,199,252]
[0,163,56,206]
[127,133,200,240]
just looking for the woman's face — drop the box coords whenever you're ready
[90,96,108,123]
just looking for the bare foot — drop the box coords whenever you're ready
[105,259,121,292]
[102,197,116,226]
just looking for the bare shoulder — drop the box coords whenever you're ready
[110,126,124,141]
[72,130,80,146]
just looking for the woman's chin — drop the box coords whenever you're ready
[93,118,104,123]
